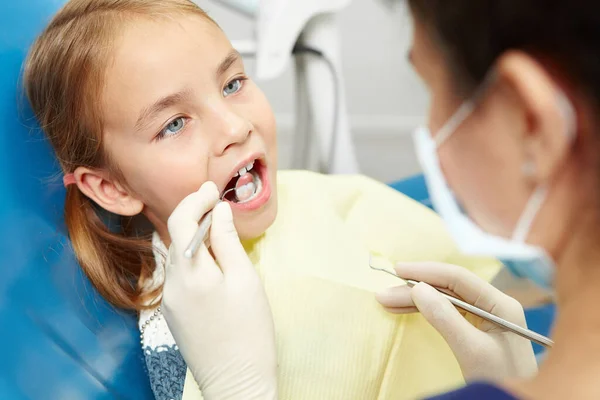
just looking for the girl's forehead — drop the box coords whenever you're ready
[101,15,235,131]
[114,14,228,65]
[107,15,230,88]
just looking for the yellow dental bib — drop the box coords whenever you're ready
[183,171,500,400]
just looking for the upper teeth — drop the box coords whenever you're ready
[236,161,255,177]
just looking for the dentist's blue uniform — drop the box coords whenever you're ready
[428,383,516,399]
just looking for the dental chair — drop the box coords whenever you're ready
[0,2,153,398]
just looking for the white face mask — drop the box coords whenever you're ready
[413,85,575,290]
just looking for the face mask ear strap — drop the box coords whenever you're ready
[434,70,499,147]
[435,102,475,146]
[556,90,577,141]
[511,91,576,243]
[512,185,548,242]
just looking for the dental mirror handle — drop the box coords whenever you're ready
[184,208,215,259]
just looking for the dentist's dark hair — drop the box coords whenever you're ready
[407,0,600,102]
[24,0,216,311]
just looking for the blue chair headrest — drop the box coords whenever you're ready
[0,2,152,398]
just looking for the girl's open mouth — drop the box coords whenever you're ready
[222,158,271,211]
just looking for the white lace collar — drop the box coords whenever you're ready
[141,231,168,303]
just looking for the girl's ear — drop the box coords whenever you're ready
[73,166,143,216]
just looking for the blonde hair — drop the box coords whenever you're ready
[24,0,215,310]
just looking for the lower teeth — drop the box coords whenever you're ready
[233,171,262,203]
[235,182,256,202]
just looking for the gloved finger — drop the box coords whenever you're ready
[375,285,413,308]
[209,201,248,274]
[410,282,486,352]
[382,306,419,314]
[165,239,223,287]
[166,241,191,271]
[194,241,224,285]
[394,262,506,314]
[167,181,220,258]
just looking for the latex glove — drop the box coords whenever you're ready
[376,262,538,382]
[161,182,278,400]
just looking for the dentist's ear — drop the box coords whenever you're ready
[73,167,144,217]
[496,51,577,184]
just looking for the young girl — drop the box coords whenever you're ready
[24,1,502,399]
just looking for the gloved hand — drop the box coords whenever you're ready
[376,262,538,382]
[161,181,278,400]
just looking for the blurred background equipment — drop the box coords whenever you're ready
[213,0,360,174]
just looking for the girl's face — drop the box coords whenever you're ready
[86,15,278,242]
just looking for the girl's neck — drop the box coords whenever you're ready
[146,211,171,248]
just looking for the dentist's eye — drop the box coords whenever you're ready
[157,116,187,140]
[223,77,245,97]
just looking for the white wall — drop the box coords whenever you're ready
[193,0,428,181]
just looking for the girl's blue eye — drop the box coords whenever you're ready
[223,79,242,97]
[162,117,186,136]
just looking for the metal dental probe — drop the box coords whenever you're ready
[369,255,554,348]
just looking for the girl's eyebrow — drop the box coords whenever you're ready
[216,49,242,79]
[135,88,193,132]
[134,50,241,133]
